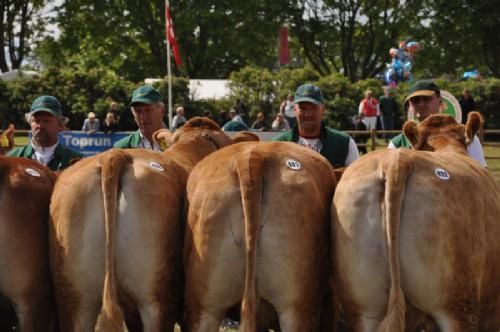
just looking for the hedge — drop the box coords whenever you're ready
[1,66,499,132]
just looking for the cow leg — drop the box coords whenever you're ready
[12,291,53,332]
[433,312,479,332]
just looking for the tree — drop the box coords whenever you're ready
[36,0,289,80]
[0,0,46,73]
[285,0,424,81]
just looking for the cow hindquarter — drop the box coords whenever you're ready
[0,161,55,331]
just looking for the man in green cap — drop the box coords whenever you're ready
[273,83,359,168]
[8,95,83,171]
[389,79,487,166]
[114,85,166,150]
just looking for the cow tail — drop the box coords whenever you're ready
[237,148,264,332]
[99,151,129,331]
[377,153,411,332]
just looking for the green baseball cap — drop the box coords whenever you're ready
[294,84,324,105]
[130,85,163,106]
[405,80,440,102]
[30,95,62,117]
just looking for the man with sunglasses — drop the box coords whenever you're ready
[389,80,487,166]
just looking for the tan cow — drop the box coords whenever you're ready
[333,112,500,332]
[183,141,337,332]
[49,117,244,332]
[0,156,57,331]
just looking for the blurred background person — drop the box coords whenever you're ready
[82,111,100,133]
[101,112,120,134]
[251,112,269,131]
[271,113,290,132]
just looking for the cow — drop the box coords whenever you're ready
[333,112,500,332]
[183,141,337,332]
[49,117,248,332]
[0,156,57,331]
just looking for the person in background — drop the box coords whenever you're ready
[358,90,380,130]
[273,83,359,168]
[217,110,230,127]
[114,85,165,151]
[271,113,290,132]
[172,106,187,130]
[459,88,477,125]
[280,93,296,128]
[82,112,100,133]
[389,80,487,167]
[379,87,399,141]
[101,112,120,134]
[8,95,83,170]
[251,112,269,131]
[228,109,245,124]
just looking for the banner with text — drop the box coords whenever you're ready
[59,131,131,156]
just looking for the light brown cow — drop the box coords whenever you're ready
[183,141,337,332]
[0,156,57,331]
[49,118,244,332]
[333,112,500,332]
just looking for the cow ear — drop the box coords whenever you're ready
[403,120,419,147]
[465,111,483,144]
[232,131,260,143]
[153,129,173,150]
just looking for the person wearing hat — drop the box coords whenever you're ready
[389,79,487,167]
[273,83,359,168]
[114,85,166,150]
[81,111,100,133]
[8,95,84,170]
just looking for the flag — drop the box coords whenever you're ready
[166,5,182,68]
[279,26,289,66]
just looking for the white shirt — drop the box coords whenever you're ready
[298,136,359,167]
[32,140,58,166]
[387,135,487,167]
[139,133,162,151]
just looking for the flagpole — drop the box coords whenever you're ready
[166,0,173,129]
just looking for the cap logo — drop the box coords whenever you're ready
[135,91,149,97]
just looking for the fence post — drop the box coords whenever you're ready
[371,129,377,151]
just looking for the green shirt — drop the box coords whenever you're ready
[390,133,412,148]
[113,131,142,149]
[272,124,351,168]
[8,143,84,171]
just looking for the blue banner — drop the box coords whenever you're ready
[58,131,132,156]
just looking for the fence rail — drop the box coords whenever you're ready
[9,128,500,161]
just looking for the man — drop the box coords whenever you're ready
[114,85,165,151]
[459,88,477,125]
[379,87,399,140]
[389,80,487,167]
[271,113,290,132]
[273,83,359,168]
[171,106,187,130]
[81,112,100,133]
[8,95,83,170]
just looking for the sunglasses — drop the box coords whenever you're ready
[409,95,434,104]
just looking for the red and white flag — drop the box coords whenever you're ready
[166,5,182,68]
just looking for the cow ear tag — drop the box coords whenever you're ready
[435,168,450,180]
[286,159,302,170]
[149,161,164,172]
[25,168,41,177]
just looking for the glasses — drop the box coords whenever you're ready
[409,95,434,104]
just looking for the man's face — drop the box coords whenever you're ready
[294,101,324,133]
[30,112,63,147]
[131,103,165,137]
[408,93,441,122]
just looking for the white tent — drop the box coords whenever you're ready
[144,78,231,100]
[0,69,38,81]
